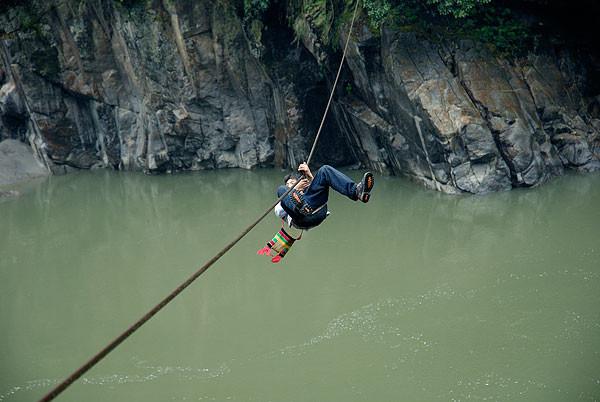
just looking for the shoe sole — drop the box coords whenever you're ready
[360,172,374,203]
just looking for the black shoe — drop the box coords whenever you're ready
[355,172,374,203]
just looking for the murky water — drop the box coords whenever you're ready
[1,169,599,401]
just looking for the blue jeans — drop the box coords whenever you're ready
[303,165,358,208]
[281,165,357,229]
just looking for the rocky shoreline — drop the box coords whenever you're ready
[0,138,48,191]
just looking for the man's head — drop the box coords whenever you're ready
[277,173,300,198]
[283,173,300,188]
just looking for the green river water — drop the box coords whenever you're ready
[1,169,599,401]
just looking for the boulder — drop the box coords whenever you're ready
[0,139,49,186]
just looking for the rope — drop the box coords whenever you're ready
[38,1,361,400]
[307,0,359,164]
[38,187,294,402]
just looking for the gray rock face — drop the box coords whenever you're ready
[0,0,303,172]
[331,28,599,193]
[0,139,49,186]
[1,1,598,193]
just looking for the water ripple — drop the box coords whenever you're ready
[0,358,230,401]
[268,284,455,358]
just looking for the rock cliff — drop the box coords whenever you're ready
[329,26,599,193]
[1,0,598,193]
[0,0,320,174]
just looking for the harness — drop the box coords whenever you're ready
[282,189,329,230]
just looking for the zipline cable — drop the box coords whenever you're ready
[38,1,360,400]
[306,1,358,164]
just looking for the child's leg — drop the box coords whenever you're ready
[304,165,357,208]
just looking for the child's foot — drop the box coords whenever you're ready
[355,172,374,203]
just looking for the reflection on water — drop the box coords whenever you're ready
[1,170,599,401]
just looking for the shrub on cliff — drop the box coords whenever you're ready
[425,0,491,18]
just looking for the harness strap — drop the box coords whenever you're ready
[311,203,327,215]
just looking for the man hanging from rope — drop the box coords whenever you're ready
[257,163,374,263]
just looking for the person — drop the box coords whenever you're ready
[258,163,374,263]
[276,163,374,230]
